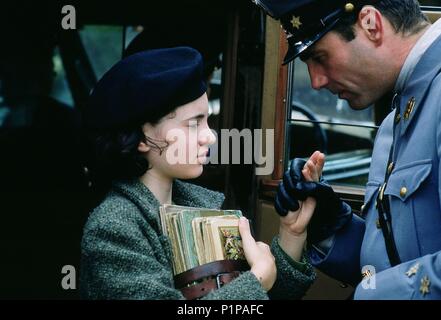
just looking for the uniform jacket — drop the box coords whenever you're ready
[309,32,441,299]
[80,179,316,299]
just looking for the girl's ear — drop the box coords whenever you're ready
[139,123,154,153]
[138,141,151,153]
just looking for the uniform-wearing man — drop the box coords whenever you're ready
[254,0,441,299]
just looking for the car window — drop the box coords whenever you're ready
[287,59,378,188]
[79,25,125,80]
[51,48,74,107]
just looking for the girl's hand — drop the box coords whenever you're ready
[278,151,325,261]
[302,151,325,182]
[239,217,276,291]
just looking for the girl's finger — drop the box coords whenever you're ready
[309,151,321,165]
[316,152,325,173]
[238,217,256,250]
[306,160,319,181]
[302,168,312,181]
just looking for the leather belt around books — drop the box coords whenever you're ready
[174,259,250,300]
[179,271,241,300]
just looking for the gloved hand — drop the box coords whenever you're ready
[275,158,352,243]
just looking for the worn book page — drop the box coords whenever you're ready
[164,212,180,274]
[192,217,206,265]
[179,210,222,269]
[205,216,244,262]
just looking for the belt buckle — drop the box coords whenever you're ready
[215,273,228,289]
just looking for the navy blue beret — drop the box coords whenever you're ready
[123,27,223,79]
[253,0,380,64]
[84,46,207,130]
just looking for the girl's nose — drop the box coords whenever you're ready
[199,128,217,146]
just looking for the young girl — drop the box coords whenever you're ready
[80,47,316,299]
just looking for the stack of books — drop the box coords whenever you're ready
[159,204,246,275]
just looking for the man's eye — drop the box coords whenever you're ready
[313,55,325,63]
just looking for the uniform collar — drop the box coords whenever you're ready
[394,19,441,94]
[396,30,441,137]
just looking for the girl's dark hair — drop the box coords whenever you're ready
[334,0,429,41]
[85,125,169,192]
[91,127,149,181]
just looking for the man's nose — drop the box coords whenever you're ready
[308,64,329,90]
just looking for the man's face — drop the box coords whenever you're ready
[300,30,391,110]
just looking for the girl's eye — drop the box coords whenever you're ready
[188,120,200,128]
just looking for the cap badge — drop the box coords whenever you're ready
[291,16,302,29]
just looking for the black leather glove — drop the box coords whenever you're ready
[274,158,353,243]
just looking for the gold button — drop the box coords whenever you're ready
[387,162,394,174]
[400,187,407,197]
[395,113,401,123]
[376,219,381,229]
[345,3,355,12]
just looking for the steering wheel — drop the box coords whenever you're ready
[291,100,328,154]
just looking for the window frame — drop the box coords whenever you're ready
[259,6,441,210]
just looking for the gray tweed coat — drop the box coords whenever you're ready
[80,179,316,299]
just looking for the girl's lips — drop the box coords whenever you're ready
[197,156,208,164]
[196,149,209,164]
[198,150,209,157]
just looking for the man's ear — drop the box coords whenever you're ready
[358,6,383,45]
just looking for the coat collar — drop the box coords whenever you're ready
[111,178,225,231]
[396,33,441,137]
